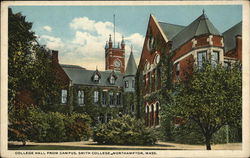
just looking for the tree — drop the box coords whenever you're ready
[8,8,62,143]
[169,63,242,150]
[8,8,60,110]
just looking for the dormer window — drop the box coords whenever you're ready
[94,74,99,81]
[92,70,101,83]
[110,76,115,84]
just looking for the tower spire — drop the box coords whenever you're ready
[113,14,116,47]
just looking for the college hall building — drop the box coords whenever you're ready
[52,36,138,123]
[20,11,241,126]
[137,11,242,127]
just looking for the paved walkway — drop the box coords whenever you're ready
[8,141,242,150]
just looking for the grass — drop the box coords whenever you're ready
[8,145,175,150]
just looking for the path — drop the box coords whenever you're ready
[8,141,241,150]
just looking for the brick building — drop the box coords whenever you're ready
[52,36,137,123]
[137,12,242,127]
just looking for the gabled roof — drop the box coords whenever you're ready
[125,51,137,76]
[158,22,185,40]
[60,64,124,87]
[223,21,242,52]
[171,13,221,51]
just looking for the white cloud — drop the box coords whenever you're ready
[43,25,52,32]
[39,35,64,50]
[39,17,144,70]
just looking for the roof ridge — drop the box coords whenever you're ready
[158,21,185,27]
[194,15,203,36]
[223,21,242,34]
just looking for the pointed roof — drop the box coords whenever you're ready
[223,21,242,52]
[171,13,221,51]
[125,51,137,76]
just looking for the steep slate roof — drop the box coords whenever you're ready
[158,22,185,40]
[60,64,124,87]
[223,21,242,52]
[125,51,137,76]
[170,13,221,51]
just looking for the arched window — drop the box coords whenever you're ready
[154,54,160,65]
[156,103,160,126]
[151,104,154,127]
[146,106,150,126]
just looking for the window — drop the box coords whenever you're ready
[132,80,135,88]
[78,90,84,106]
[154,54,160,64]
[211,51,219,67]
[93,74,100,83]
[101,91,107,105]
[197,51,207,68]
[156,103,160,126]
[110,76,115,84]
[109,92,114,105]
[61,89,67,104]
[176,62,180,77]
[124,81,129,88]
[94,91,99,103]
[116,93,121,105]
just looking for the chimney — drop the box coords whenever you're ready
[52,50,59,63]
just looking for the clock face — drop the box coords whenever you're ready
[114,60,121,68]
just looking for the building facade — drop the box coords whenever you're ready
[137,12,242,127]
[53,36,137,123]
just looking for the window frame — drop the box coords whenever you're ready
[78,90,84,106]
[197,51,207,68]
[124,80,129,88]
[211,51,220,67]
[94,91,99,103]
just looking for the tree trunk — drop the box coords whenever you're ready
[205,136,211,150]
[22,140,26,146]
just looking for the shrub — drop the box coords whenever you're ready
[64,113,92,141]
[43,112,66,142]
[93,115,156,145]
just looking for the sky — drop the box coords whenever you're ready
[10,5,242,71]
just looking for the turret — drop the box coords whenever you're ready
[108,34,112,48]
[105,41,108,50]
[123,46,137,92]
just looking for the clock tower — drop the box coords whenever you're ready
[105,35,125,73]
